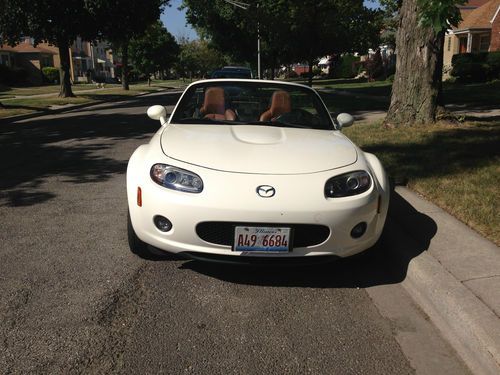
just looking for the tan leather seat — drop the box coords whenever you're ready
[200,87,236,121]
[259,90,291,121]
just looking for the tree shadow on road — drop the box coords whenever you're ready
[179,191,437,288]
[0,93,180,207]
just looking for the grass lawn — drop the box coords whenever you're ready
[314,79,500,115]
[0,80,185,118]
[344,120,500,245]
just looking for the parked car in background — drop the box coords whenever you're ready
[211,66,253,79]
[127,79,390,263]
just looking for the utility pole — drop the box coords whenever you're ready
[223,0,261,79]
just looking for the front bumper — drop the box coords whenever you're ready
[127,167,389,258]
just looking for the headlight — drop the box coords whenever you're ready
[325,171,371,198]
[150,164,203,193]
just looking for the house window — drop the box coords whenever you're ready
[479,34,490,51]
[0,54,10,66]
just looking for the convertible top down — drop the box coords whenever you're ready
[127,79,390,262]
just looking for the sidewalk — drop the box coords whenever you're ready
[387,187,500,374]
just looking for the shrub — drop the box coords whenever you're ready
[0,64,27,85]
[486,51,500,80]
[42,67,59,83]
[451,52,499,82]
[333,54,360,79]
[365,50,385,80]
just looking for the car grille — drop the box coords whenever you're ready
[196,222,330,248]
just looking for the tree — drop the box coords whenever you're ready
[183,0,382,85]
[285,0,381,85]
[0,0,97,97]
[129,21,179,80]
[384,0,465,126]
[177,39,228,79]
[88,0,169,90]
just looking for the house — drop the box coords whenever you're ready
[1,36,116,85]
[69,37,116,83]
[443,0,500,77]
[0,37,60,84]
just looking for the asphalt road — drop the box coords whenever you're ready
[0,92,469,374]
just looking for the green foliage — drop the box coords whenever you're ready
[333,54,360,79]
[417,0,466,32]
[129,21,179,77]
[42,67,59,83]
[0,0,97,46]
[177,39,228,78]
[486,51,500,80]
[183,0,382,74]
[451,52,500,82]
[0,64,26,85]
[87,0,168,45]
[365,50,385,80]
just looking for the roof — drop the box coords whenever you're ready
[9,42,57,54]
[0,44,18,52]
[457,0,500,30]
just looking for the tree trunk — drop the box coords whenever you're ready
[384,0,442,126]
[58,41,75,98]
[121,42,130,90]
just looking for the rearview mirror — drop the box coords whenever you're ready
[147,105,168,125]
[337,113,354,129]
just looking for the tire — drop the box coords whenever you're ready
[127,209,149,257]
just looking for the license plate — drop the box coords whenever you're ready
[233,226,292,253]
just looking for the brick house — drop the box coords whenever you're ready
[0,37,60,84]
[1,37,116,85]
[443,0,500,77]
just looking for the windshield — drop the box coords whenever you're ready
[170,81,334,130]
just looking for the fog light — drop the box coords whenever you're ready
[351,222,367,239]
[153,215,172,232]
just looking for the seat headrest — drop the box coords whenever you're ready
[270,90,291,117]
[201,87,225,115]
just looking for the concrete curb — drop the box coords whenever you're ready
[388,187,500,375]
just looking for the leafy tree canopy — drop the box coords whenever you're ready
[0,0,99,96]
[182,0,382,76]
[177,38,228,78]
[129,21,180,77]
[86,0,170,89]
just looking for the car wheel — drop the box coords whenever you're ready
[127,209,149,256]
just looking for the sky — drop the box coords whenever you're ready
[161,0,381,41]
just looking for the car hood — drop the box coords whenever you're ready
[160,124,357,174]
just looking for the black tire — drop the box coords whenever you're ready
[127,209,149,257]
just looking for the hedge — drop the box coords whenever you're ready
[0,64,27,85]
[333,54,360,79]
[42,67,59,83]
[451,51,500,82]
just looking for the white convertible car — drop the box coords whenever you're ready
[127,79,390,263]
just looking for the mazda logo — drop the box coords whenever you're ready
[256,185,275,198]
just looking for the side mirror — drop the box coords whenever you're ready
[336,113,354,129]
[147,105,168,125]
